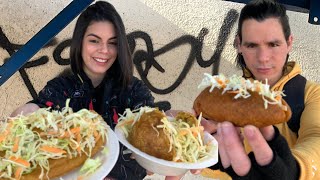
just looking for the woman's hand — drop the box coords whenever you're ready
[10,103,40,117]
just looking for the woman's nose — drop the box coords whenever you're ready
[99,44,110,53]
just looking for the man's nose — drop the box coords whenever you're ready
[257,47,271,63]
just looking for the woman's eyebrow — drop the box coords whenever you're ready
[86,33,101,39]
[86,34,117,40]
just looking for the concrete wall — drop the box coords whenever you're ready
[1,0,319,124]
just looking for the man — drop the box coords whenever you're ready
[204,0,320,179]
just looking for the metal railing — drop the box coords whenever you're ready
[0,0,94,86]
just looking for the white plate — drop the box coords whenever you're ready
[55,126,119,180]
[115,125,218,176]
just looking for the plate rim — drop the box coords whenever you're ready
[114,124,218,170]
[57,125,120,180]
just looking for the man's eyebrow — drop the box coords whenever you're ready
[242,41,257,46]
[269,39,282,44]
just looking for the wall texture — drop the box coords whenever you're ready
[0,0,319,179]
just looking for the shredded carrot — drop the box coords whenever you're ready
[0,136,6,143]
[60,127,81,138]
[191,126,204,131]
[12,137,20,152]
[76,133,82,154]
[217,79,226,88]
[39,146,66,154]
[178,129,189,136]
[93,130,101,142]
[227,90,240,94]
[275,95,282,101]
[190,126,204,137]
[255,85,261,92]
[40,131,59,136]
[9,156,31,168]
[1,122,13,142]
[14,167,23,180]
[93,130,99,138]
[118,119,134,126]
[71,127,81,134]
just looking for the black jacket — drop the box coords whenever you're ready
[31,72,155,180]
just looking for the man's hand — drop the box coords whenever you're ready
[201,118,218,134]
[216,121,275,176]
[146,169,202,180]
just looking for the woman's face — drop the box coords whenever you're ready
[238,18,293,86]
[82,21,117,82]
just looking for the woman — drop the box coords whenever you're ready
[12,1,154,179]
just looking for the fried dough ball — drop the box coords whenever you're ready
[128,109,175,161]
[175,111,197,126]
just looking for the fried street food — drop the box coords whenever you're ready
[0,105,108,180]
[18,137,104,180]
[128,109,175,161]
[193,73,292,127]
[118,107,211,163]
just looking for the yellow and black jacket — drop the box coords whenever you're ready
[205,62,320,180]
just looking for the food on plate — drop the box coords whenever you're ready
[118,107,212,163]
[0,100,108,180]
[193,73,292,127]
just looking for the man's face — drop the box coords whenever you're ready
[238,18,293,86]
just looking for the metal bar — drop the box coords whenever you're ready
[0,0,94,86]
[308,0,320,25]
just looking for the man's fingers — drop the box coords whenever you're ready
[146,170,154,176]
[220,122,251,176]
[165,174,185,180]
[216,123,231,168]
[244,125,273,166]
[190,169,202,175]
[201,119,218,134]
[259,125,275,141]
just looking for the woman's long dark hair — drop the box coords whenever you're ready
[70,1,133,88]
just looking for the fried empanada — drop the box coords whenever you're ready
[193,74,292,127]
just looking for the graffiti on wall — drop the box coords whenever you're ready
[128,9,238,95]
[0,9,239,111]
[0,27,60,98]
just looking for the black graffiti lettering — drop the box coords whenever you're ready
[0,27,57,98]
[127,9,239,94]
[53,39,71,65]
[211,9,238,74]
[1,9,239,110]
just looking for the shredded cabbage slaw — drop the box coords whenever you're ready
[0,103,108,180]
[198,73,287,110]
[118,107,213,163]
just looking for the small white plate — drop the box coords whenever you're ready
[115,125,218,176]
[55,126,119,180]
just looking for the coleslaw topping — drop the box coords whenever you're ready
[198,73,287,110]
[118,107,214,163]
[0,104,108,180]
